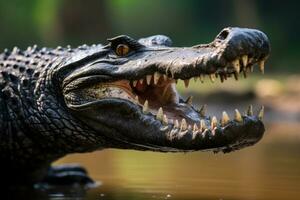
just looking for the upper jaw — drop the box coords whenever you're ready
[62,27,270,152]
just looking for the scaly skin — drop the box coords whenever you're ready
[0,27,270,184]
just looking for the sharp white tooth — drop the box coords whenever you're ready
[156,107,164,121]
[180,118,187,131]
[234,72,239,81]
[175,119,179,128]
[234,109,242,122]
[242,55,248,67]
[193,123,198,132]
[142,100,149,113]
[194,76,198,82]
[146,75,152,85]
[163,114,168,125]
[200,119,206,132]
[139,78,144,84]
[199,105,206,117]
[211,116,218,129]
[209,74,215,83]
[135,95,139,102]
[258,60,265,74]
[199,74,204,83]
[232,59,240,73]
[170,71,175,78]
[249,65,254,72]
[248,57,254,64]
[247,105,253,116]
[184,79,190,88]
[220,74,224,83]
[186,96,193,106]
[133,80,138,87]
[221,111,230,126]
[258,106,264,120]
[154,72,161,84]
[163,74,168,81]
[243,70,247,78]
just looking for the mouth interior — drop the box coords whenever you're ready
[67,54,266,128]
[104,76,184,122]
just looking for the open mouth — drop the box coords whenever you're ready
[75,54,265,133]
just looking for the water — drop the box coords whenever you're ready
[5,122,297,200]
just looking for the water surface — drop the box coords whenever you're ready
[42,122,300,200]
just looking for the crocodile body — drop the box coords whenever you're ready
[0,27,270,184]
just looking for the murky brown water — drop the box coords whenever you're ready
[23,122,296,200]
[3,123,300,200]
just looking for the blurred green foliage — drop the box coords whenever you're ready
[0,0,298,72]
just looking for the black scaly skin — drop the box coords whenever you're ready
[0,27,270,185]
[0,45,107,184]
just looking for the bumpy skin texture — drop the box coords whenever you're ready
[0,45,109,183]
[0,27,270,184]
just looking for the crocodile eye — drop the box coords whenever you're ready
[115,44,130,56]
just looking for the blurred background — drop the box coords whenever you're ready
[1,0,299,200]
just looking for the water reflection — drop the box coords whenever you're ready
[4,123,300,200]
[41,123,300,200]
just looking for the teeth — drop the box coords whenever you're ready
[180,118,187,131]
[170,71,175,78]
[156,107,164,121]
[242,55,248,67]
[139,78,144,84]
[193,123,198,132]
[163,114,168,125]
[234,109,243,122]
[220,74,224,83]
[199,104,206,117]
[135,95,139,102]
[184,79,190,88]
[169,119,174,124]
[247,105,253,116]
[221,111,230,126]
[248,57,254,64]
[249,65,254,72]
[142,100,149,114]
[209,74,215,83]
[258,60,265,74]
[211,116,218,129]
[194,76,198,82]
[154,72,161,84]
[243,70,247,78]
[200,119,206,132]
[133,80,138,87]
[186,96,193,106]
[175,119,179,128]
[258,106,264,120]
[163,74,168,81]
[232,59,240,73]
[146,75,152,85]
[234,72,239,80]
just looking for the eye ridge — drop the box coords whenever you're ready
[115,44,130,56]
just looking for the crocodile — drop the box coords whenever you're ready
[0,27,270,185]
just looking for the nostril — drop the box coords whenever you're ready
[217,30,230,40]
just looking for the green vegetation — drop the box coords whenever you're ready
[0,0,298,72]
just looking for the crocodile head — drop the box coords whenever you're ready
[61,27,270,153]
